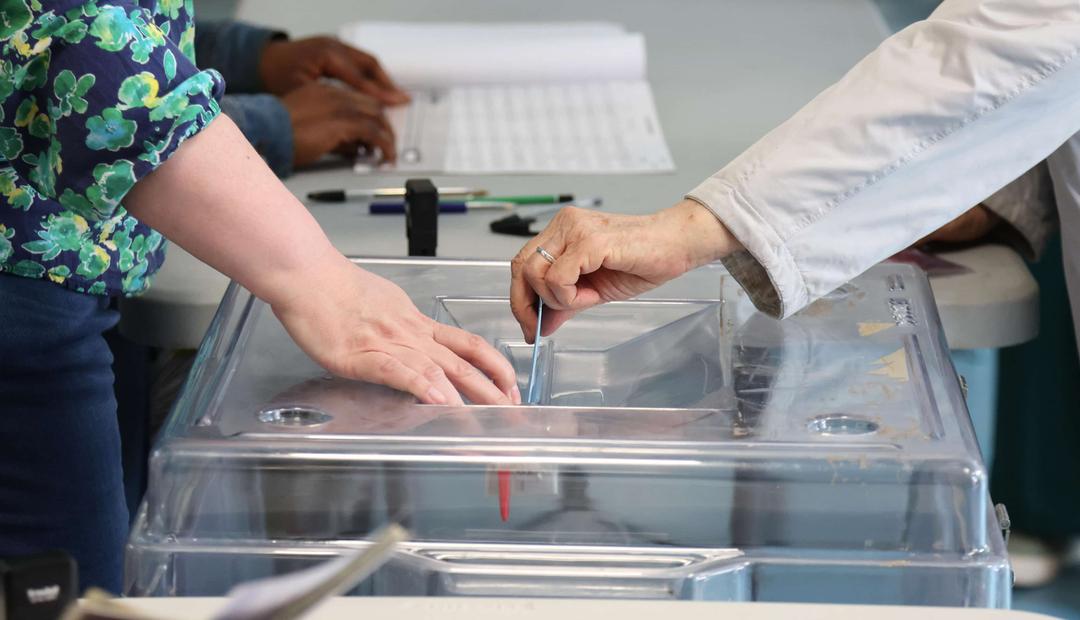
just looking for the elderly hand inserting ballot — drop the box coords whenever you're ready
[510,199,740,340]
[515,1,1080,341]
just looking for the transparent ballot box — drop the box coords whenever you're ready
[125,258,1010,606]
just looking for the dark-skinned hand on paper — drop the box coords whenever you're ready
[259,35,409,166]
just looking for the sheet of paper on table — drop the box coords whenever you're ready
[339,22,675,174]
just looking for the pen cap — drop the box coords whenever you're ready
[405,179,439,257]
[305,189,347,202]
[490,214,538,237]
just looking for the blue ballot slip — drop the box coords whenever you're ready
[526,300,544,404]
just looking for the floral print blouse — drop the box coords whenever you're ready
[0,0,223,296]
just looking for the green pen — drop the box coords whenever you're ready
[483,194,575,205]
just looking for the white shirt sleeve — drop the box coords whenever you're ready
[687,0,1080,318]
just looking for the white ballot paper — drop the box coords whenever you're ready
[339,22,675,174]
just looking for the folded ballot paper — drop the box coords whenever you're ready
[62,525,406,620]
[339,21,675,174]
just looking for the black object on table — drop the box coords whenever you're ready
[1,551,77,620]
[405,179,438,257]
[489,213,539,237]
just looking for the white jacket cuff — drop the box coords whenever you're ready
[686,183,808,319]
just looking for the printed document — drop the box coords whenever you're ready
[339,22,675,174]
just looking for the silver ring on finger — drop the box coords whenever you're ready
[536,246,557,264]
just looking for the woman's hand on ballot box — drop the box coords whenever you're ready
[125,116,518,407]
[271,257,521,407]
[510,200,739,340]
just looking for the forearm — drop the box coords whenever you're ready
[690,0,1080,317]
[123,114,344,307]
[220,94,295,177]
[124,113,517,405]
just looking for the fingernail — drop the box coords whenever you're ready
[427,387,448,404]
[510,384,522,405]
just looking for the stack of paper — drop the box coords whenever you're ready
[339,22,675,174]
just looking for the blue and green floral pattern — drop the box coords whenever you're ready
[0,0,223,295]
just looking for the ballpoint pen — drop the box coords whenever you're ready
[369,201,515,214]
[483,194,574,205]
[307,186,488,202]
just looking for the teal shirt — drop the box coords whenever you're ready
[0,0,224,295]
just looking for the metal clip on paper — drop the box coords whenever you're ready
[405,179,438,257]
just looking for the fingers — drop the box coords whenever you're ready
[344,323,519,406]
[543,240,606,311]
[509,258,539,341]
[294,85,397,164]
[510,241,560,341]
[538,307,578,338]
[330,85,383,116]
[523,233,570,308]
[346,46,411,104]
[343,119,397,164]
[323,43,411,106]
[423,341,514,406]
[510,240,542,338]
[433,323,521,404]
[510,216,580,339]
[523,252,559,310]
[509,206,620,339]
[332,89,398,162]
[350,349,462,405]
[324,52,390,102]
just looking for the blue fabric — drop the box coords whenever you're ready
[0,273,127,593]
[194,20,284,94]
[195,20,295,177]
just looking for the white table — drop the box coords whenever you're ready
[119,0,1038,351]
[113,597,1057,619]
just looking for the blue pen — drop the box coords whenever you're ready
[369,201,515,214]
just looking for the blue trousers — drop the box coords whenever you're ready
[0,274,128,592]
